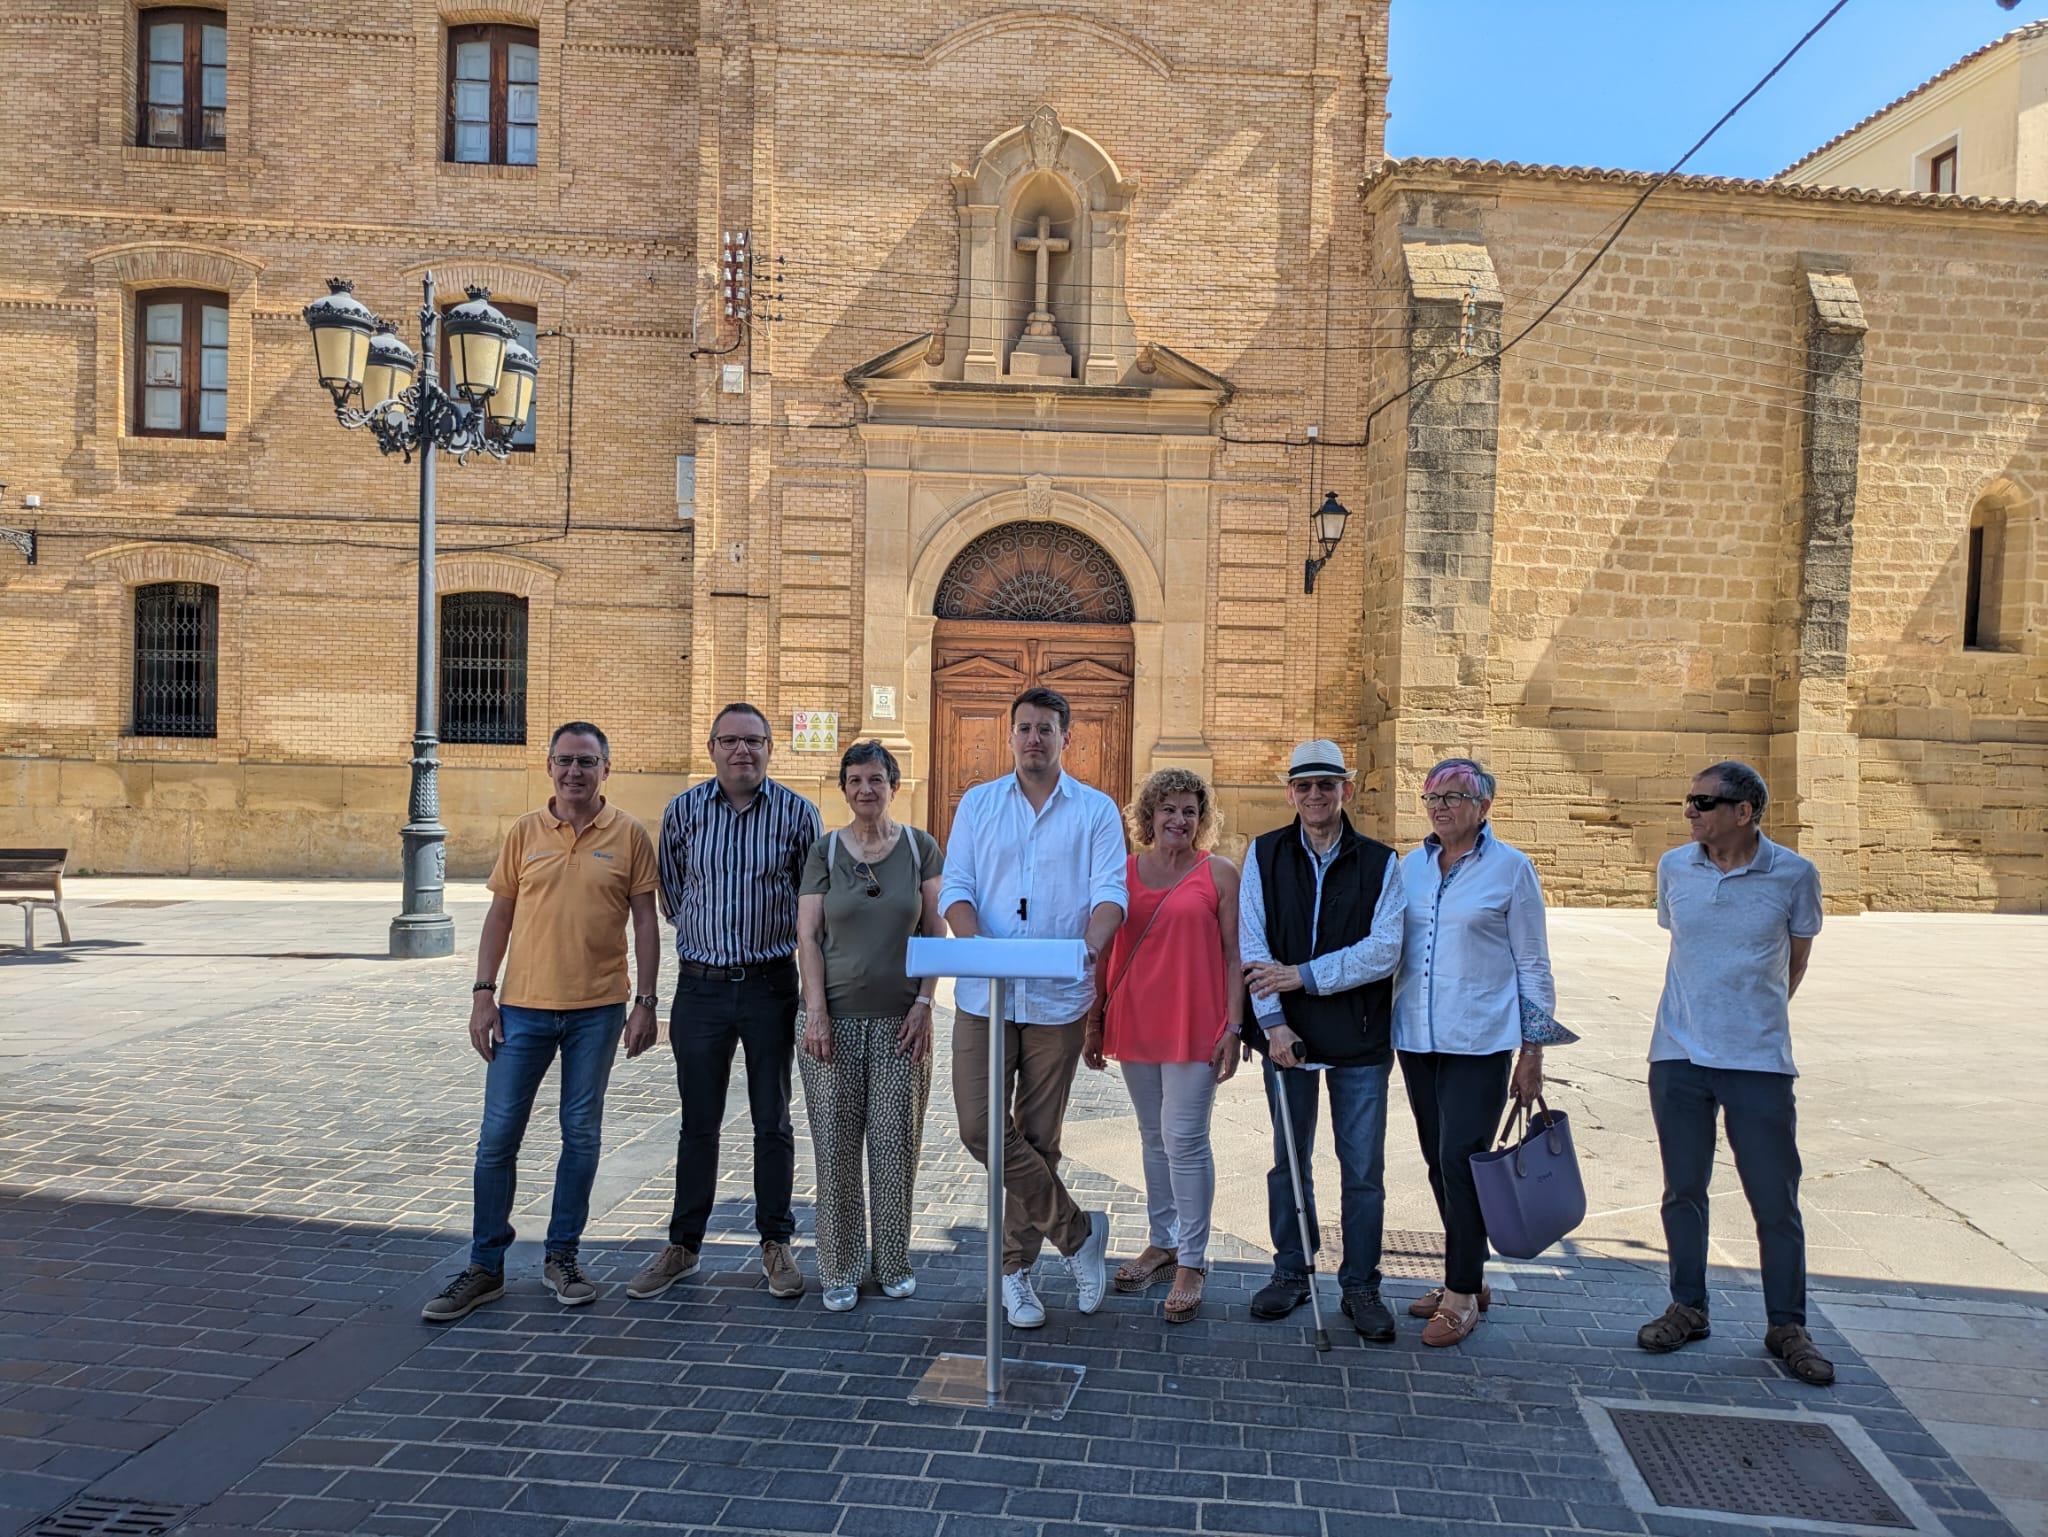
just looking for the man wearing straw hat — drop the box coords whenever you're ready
[1240,739,1407,1342]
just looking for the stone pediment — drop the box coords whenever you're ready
[842,106,1229,434]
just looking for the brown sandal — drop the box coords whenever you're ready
[1113,1246,1178,1293]
[1163,1266,1206,1324]
[1408,1283,1492,1319]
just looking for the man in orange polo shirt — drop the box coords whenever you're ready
[423,721,661,1322]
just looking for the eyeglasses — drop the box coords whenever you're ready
[549,754,603,769]
[1292,778,1344,794]
[713,734,769,751]
[1684,794,1741,812]
[1420,791,1478,809]
[852,859,881,898]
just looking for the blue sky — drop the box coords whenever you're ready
[1388,1,2048,178]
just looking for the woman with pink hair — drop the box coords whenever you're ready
[1392,757,1562,1346]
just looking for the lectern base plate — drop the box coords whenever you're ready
[908,1353,1085,1417]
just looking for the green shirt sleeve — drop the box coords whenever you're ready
[799,833,832,897]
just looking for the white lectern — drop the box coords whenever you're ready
[902,935,1090,1417]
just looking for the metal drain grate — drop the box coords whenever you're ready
[1609,1408,1912,1528]
[26,1497,191,1536]
[1379,1228,1446,1280]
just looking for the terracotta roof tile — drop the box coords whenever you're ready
[1361,155,2048,216]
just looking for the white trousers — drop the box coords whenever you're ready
[1121,1060,1219,1271]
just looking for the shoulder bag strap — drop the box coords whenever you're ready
[1100,853,1212,1012]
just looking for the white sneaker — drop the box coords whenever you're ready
[822,1284,859,1313]
[1068,1210,1110,1315]
[880,1275,916,1299]
[1002,1269,1046,1328]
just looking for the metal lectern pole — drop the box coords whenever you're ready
[985,976,1006,1407]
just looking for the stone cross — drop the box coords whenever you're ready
[1015,214,1069,337]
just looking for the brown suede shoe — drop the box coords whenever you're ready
[763,1240,804,1299]
[1421,1299,1482,1348]
[625,1243,699,1300]
[1408,1283,1492,1319]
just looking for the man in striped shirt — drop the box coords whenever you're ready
[627,702,822,1303]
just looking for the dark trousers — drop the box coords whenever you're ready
[1648,1057,1807,1327]
[1398,1049,1513,1295]
[667,963,799,1249]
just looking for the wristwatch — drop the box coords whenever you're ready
[633,993,660,1010]
[913,994,933,1008]
[471,980,496,993]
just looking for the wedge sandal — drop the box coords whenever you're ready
[1113,1246,1178,1293]
[1163,1266,1206,1324]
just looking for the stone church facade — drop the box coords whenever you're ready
[1,2,2041,911]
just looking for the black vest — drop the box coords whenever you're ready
[1246,816,1396,1068]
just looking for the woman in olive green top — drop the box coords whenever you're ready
[795,739,945,1312]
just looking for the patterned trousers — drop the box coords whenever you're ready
[796,1009,933,1290]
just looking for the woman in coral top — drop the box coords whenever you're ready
[1083,768,1244,1322]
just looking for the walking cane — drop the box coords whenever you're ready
[1270,1060,1331,1353]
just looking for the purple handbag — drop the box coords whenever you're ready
[1470,1095,1587,1260]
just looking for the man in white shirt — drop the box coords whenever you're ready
[939,686,1127,1329]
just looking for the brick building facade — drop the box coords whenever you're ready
[1,3,2041,911]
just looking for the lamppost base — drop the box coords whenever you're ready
[390,912,456,960]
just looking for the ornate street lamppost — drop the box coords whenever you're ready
[302,272,535,958]
[1303,489,1351,594]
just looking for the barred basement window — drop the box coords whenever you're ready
[133,582,219,737]
[440,592,527,744]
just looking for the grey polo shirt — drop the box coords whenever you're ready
[1650,833,1823,1077]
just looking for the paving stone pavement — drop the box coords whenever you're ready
[0,888,2037,1537]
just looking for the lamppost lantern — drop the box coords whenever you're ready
[302,278,377,395]
[443,285,516,402]
[362,322,418,418]
[1304,490,1351,594]
[487,340,538,433]
[298,269,531,958]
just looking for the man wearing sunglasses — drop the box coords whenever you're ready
[425,722,662,1322]
[1637,761,1832,1386]
[1239,739,1407,1342]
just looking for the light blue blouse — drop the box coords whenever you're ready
[1392,825,1557,1056]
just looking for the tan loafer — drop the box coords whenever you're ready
[1421,1300,1482,1347]
[1408,1283,1491,1319]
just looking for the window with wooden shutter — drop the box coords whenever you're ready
[135,289,229,439]
[447,26,539,166]
[138,9,226,150]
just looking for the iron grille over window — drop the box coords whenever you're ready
[133,582,219,737]
[441,592,527,744]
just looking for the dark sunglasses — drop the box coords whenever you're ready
[852,859,881,898]
[1684,794,1742,812]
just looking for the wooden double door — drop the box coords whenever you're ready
[929,619,1133,845]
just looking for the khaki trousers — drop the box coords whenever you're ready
[951,1011,1090,1273]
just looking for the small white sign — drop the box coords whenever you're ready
[870,685,896,720]
[791,710,839,753]
[720,363,746,395]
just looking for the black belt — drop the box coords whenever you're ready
[678,955,794,983]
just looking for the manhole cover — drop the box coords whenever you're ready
[1609,1408,1912,1528]
[26,1497,191,1536]
[92,899,188,909]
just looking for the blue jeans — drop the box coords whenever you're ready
[471,1003,628,1272]
[1264,1057,1391,1294]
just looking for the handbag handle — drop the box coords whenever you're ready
[1495,1093,1561,1179]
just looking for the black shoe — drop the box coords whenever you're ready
[1249,1274,1310,1319]
[1342,1288,1396,1342]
